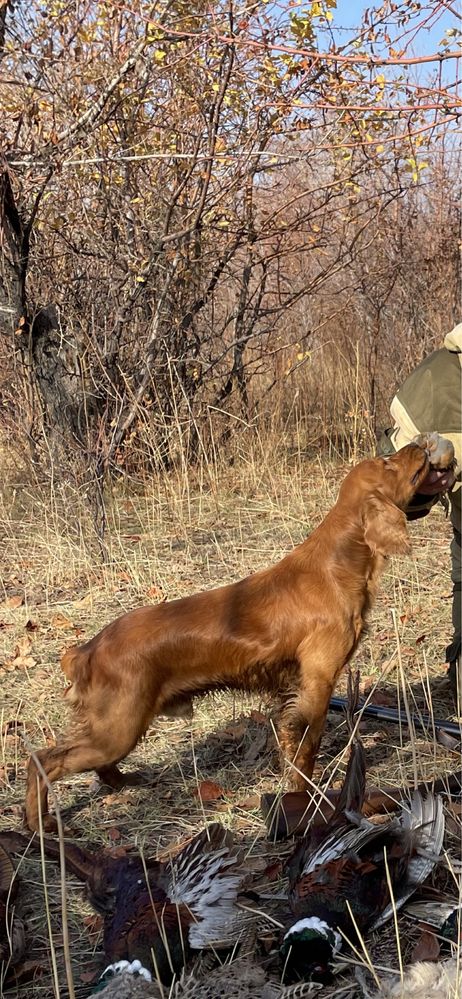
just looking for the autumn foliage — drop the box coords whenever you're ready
[0,0,460,495]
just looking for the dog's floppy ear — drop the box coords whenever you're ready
[363,495,411,556]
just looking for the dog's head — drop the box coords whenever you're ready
[338,443,430,557]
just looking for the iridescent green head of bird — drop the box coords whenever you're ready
[280,916,341,984]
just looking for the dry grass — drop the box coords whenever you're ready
[0,438,460,998]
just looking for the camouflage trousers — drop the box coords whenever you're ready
[446,522,461,666]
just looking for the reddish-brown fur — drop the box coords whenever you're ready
[25,445,430,832]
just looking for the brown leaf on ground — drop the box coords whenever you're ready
[2,595,24,609]
[83,913,104,941]
[107,827,122,842]
[74,593,92,609]
[411,928,440,963]
[243,724,270,762]
[221,721,248,740]
[365,688,396,707]
[79,968,100,985]
[146,585,165,601]
[400,611,414,624]
[193,779,225,802]
[50,613,74,630]
[250,709,267,724]
[445,801,462,837]
[237,793,260,810]
[3,654,36,671]
[15,635,33,656]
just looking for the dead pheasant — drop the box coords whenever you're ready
[0,824,246,986]
[279,674,445,984]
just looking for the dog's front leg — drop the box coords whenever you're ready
[278,690,330,790]
[278,643,346,790]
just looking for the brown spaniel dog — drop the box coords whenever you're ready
[25,444,430,832]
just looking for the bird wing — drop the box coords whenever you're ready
[159,823,246,949]
[405,899,462,929]
[371,792,445,930]
[299,814,401,878]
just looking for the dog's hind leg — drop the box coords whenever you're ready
[25,728,143,833]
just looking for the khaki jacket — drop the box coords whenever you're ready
[386,324,462,531]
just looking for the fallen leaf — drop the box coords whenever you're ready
[435,730,460,752]
[2,595,23,609]
[193,780,225,802]
[367,688,396,708]
[146,585,165,601]
[51,613,74,629]
[83,914,104,941]
[100,791,133,806]
[0,621,14,630]
[79,968,100,985]
[15,635,32,657]
[376,630,393,642]
[10,655,36,670]
[107,827,122,842]
[237,793,260,810]
[415,634,427,645]
[221,722,247,741]
[360,674,374,693]
[250,709,267,724]
[411,928,440,963]
[244,725,269,762]
[74,593,92,609]
[400,611,413,624]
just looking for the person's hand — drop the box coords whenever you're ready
[417,468,457,495]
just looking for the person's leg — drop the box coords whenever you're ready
[446,519,461,708]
